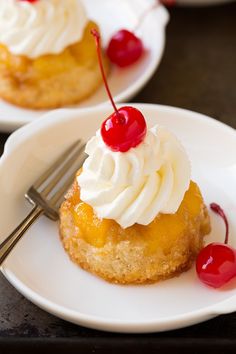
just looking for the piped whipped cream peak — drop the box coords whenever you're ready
[77,125,191,229]
[0,0,88,58]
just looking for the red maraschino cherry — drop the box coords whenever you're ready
[91,29,147,152]
[196,203,236,288]
[101,106,147,152]
[107,30,143,68]
[107,1,160,67]
[107,1,176,67]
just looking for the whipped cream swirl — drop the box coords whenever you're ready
[0,0,88,58]
[77,125,191,229]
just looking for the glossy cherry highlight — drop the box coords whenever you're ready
[91,29,147,152]
[196,203,236,288]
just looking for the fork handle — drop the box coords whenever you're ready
[0,205,43,265]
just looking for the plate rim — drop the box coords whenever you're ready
[1,103,236,333]
[2,103,236,158]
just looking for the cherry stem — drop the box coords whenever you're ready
[210,203,229,244]
[133,1,175,33]
[91,29,119,116]
[133,2,159,32]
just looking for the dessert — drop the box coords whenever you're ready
[59,30,211,284]
[60,142,210,284]
[0,0,109,109]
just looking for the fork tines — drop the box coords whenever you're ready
[25,140,86,220]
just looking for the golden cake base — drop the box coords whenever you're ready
[59,177,211,285]
[0,21,109,109]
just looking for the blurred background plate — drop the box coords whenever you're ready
[0,0,168,133]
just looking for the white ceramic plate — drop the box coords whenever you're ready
[0,0,168,133]
[1,104,236,333]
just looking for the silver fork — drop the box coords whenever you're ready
[0,140,86,265]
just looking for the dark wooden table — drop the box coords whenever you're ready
[0,3,236,354]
